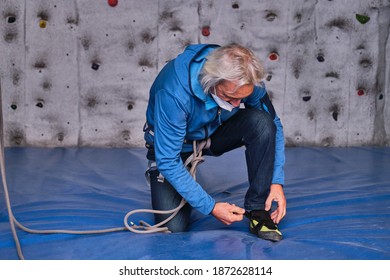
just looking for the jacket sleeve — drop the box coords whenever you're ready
[153,89,216,215]
[244,85,285,185]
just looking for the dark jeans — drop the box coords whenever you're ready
[147,108,276,232]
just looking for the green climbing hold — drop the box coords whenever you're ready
[356,14,370,24]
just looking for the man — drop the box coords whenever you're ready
[143,44,286,241]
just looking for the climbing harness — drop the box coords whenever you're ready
[0,79,208,259]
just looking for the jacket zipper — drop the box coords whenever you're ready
[217,108,222,125]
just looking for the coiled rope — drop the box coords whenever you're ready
[123,139,209,234]
[0,79,208,259]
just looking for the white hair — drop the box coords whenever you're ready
[200,44,265,94]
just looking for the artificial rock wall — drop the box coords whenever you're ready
[0,0,389,147]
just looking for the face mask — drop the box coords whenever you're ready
[210,87,235,112]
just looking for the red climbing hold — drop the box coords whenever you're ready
[268,52,279,61]
[108,0,118,7]
[357,89,365,96]
[201,26,210,37]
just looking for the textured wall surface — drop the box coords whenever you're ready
[0,0,389,147]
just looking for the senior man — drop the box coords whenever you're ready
[143,44,286,241]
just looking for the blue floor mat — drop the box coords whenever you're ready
[1,147,389,259]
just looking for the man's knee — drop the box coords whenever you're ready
[244,109,276,141]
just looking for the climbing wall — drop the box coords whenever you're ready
[0,0,389,147]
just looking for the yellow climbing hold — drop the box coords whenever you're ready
[39,19,47,28]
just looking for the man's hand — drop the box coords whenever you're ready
[211,202,245,225]
[265,184,286,224]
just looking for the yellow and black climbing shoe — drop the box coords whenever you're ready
[246,210,282,242]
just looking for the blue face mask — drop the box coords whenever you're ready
[210,87,235,112]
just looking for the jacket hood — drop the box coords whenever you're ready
[174,44,220,102]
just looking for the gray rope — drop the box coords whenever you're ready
[0,78,207,259]
[0,80,24,259]
[124,139,210,233]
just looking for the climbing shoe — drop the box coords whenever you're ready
[246,210,282,242]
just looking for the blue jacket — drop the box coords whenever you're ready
[145,44,285,215]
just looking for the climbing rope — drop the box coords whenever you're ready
[0,78,208,259]
[123,139,210,234]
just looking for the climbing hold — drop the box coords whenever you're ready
[307,110,315,121]
[10,130,24,145]
[201,26,210,36]
[316,54,325,62]
[34,59,47,69]
[87,98,97,108]
[39,20,47,28]
[127,101,134,110]
[232,3,239,9]
[295,13,302,23]
[4,32,17,43]
[379,94,383,100]
[36,102,44,108]
[357,89,365,96]
[266,74,272,81]
[330,104,339,121]
[201,26,210,37]
[332,111,338,121]
[122,130,130,141]
[302,96,311,102]
[356,14,370,24]
[11,104,17,110]
[266,12,277,22]
[7,16,16,23]
[268,52,279,61]
[91,63,100,70]
[57,132,64,142]
[108,0,118,7]
[325,72,339,79]
[359,58,372,68]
